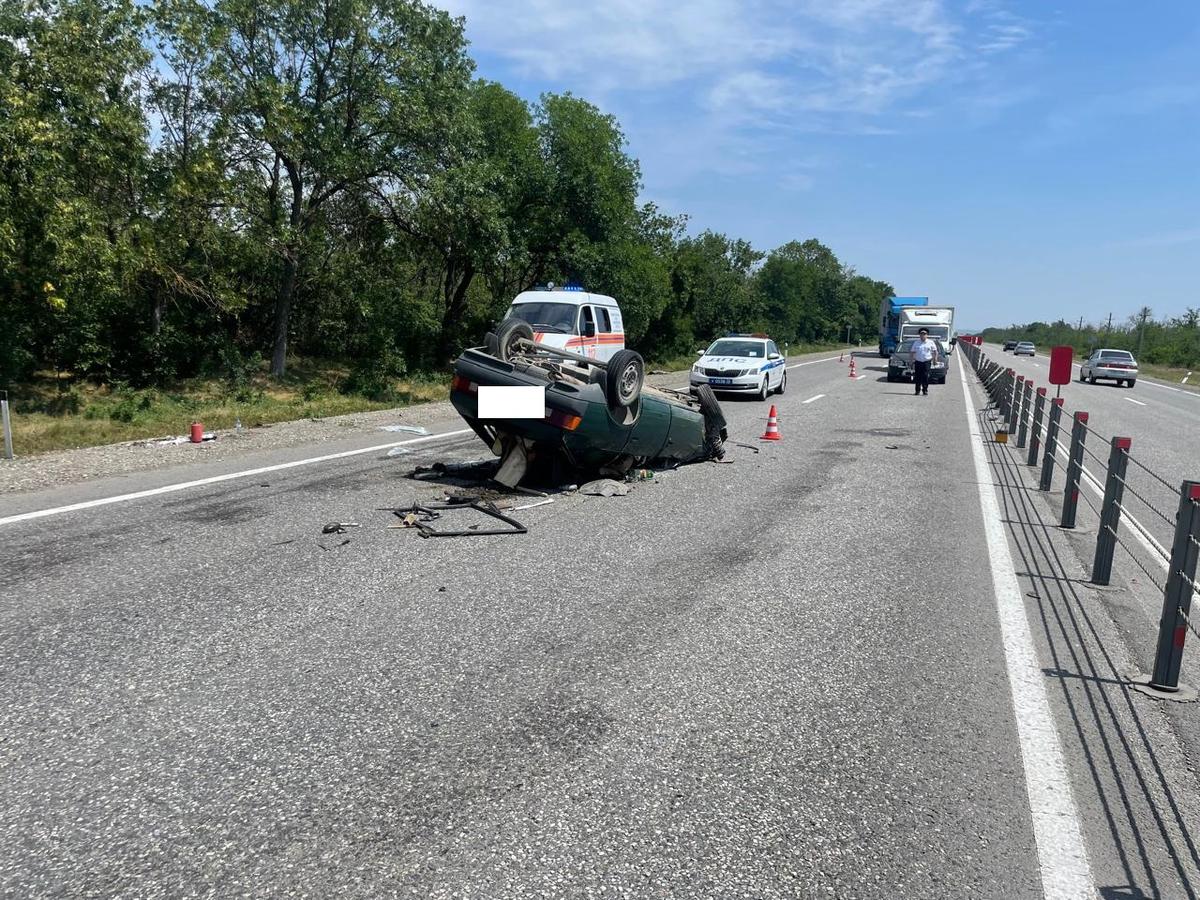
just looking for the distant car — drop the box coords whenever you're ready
[690,334,786,400]
[1003,340,1019,351]
[1080,348,1138,387]
[887,339,950,383]
[1014,341,1036,356]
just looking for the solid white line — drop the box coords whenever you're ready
[0,429,475,527]
[802,394,825,404]
[853,374,867,380]
[1125,397,1147,407]
[785,354,843,370]
[958,360,1094,898]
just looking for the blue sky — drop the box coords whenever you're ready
[435,1,1200,331]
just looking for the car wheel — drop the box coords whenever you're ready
[1088,375,1096,384]
[758,377,770,401]
[605,349,645,408]
[494,317,534,362]
[1128,379,1136,388]
[776,370,787,395]
[693,384,727,460]
[1078,369,1085,382]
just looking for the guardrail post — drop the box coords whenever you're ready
[1009,375,1025,436]
[1137,482,1200,698]
[1038,397,1064,491]
[1027,388,1047,466]
[1060,412,1089,528]
[1,393,12,460]
[1091,437,1132,585]
[1003,368,1015,420]
[1016,379,1033,449]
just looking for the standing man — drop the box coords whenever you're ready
[911,327,938,396]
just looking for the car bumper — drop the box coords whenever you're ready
[689,374,762,391]
[1089,367,1137,379]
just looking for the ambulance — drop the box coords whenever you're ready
[505,285,625,362]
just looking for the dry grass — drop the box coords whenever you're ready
[1137,363,1200,394]
[6,362,448,456]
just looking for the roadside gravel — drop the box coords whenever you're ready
[0,402,462,496]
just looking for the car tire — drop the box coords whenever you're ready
[494,317,534,362]
[1128,379,1136,388]
[1078,369,1086,382]
[757,376,770,401]
[776,370,787,395]
[605,349,645,408]
[694,384,727,459]
[1088,375,1096,384]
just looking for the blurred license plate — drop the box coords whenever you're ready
[711,378,734,385]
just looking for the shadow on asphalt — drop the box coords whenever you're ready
[979,403,1200,897]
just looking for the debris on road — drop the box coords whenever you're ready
[409,459,498,482]
[387,498,527,538]
[385,446,412,457]
[379,424,431,435]
[511,497,554,511]
[322,522,361,534]
[579,479,629,497]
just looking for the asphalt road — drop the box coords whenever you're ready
[3,349,1199,897]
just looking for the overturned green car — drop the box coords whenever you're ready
[450,318,727,485]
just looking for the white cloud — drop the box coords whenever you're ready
[437,0,1037,191]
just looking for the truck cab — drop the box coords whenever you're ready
[505,285,625,363]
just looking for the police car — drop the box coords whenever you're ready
[689,333,786,401]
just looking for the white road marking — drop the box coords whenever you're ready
[1035,420,1173,564]
[0,429,475,527]
[958,359,1095,899]
[785,354,843,370]
[802,394,825,404]
[1125,397,1147,406]
[989,344,1196,399]
[853,374,867,380]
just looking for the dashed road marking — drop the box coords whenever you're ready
[802,394,825,404]
[958,358,1095,899]
[1125,397,1147,406]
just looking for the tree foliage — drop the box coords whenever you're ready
[982,310,1200,367]
[1,0,895,392]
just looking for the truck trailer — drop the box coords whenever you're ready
[878,296,928,357]
[898,306,955,348]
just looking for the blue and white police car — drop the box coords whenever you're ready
[689,333,787,401]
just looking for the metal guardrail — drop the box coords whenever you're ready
[961,341,1200,699]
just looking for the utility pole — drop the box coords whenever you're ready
[1077,316,1083,331]
[1137,306,1152,355]
[1105,312,1112,335]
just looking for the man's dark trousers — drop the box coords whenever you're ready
[914,360,930,395]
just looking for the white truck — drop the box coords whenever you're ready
[898,306,955,349]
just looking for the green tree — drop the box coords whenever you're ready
[0,0,152,382]
[211,0,473,375]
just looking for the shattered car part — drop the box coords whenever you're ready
[388,499,527,538]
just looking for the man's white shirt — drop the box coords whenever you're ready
[912,338,938,362]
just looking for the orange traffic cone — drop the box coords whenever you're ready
[760,405,782,441]
[848,358,857,378]
[839,349,844,362]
